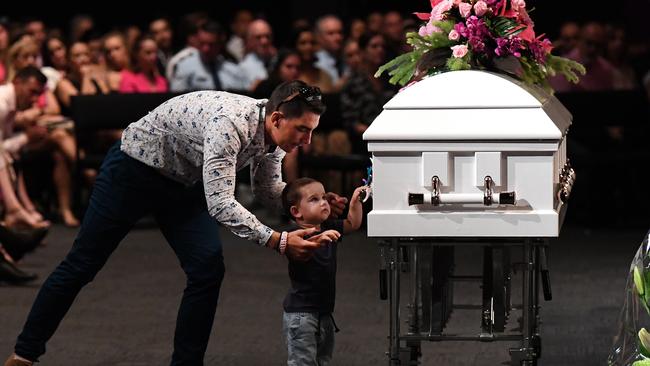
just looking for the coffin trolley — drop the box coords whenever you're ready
[363,71,575,365]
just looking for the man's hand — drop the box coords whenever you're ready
[285,227,325,261]
[19,107,43,124]
[325,192,347,218]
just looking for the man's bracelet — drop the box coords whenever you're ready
[278,231,288,255]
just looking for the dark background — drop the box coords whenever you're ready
[3,0,649,43]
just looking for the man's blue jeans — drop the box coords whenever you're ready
[14,142,225,366]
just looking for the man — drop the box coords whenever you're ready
[226,9,254,62]
[0,66,49,284]
[165,12,209,84]
[149,17,174,74]
[314,15,345,84]
[4,80,347,366]
[239,19,276,90]
[168,20,246,92]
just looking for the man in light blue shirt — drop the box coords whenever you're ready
[239,19,276,90]
[168,21,247,92]
[314,15,345,84]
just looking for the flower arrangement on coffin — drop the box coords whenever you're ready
[376,0,585,92]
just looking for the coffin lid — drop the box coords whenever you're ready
[363,70,572,141]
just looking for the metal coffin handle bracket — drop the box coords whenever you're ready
[407,176,516,206]
[484,176,493,206]
[431,176,441,206]
[558,160,576,204]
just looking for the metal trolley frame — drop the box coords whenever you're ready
[378,237,552,366]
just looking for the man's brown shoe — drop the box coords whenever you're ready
[4,354,33,366]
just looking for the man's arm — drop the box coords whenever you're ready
[250,148,286,212]
[203,116,275,246]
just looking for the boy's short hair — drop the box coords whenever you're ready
[266,80,327,119]
[281,177,320,219]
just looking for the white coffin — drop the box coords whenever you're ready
[363,70,573,238]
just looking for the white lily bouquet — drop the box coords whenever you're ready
[609,231,650,365]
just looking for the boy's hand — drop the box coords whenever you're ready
[307,229,341,245]
[351,186,370,203]
[286,227,324,261]
[325,192,347,218]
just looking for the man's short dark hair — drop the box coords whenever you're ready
[14,66,47,85]
[266,80,327,119]
[281,177,320,219]
[200,20,224,36]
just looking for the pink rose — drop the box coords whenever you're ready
[458,2,472,18]
[448,29,460,41]
[419,22,442,37]
[431,0,454,21]
[473,1,488,16]
[451,44,468,58]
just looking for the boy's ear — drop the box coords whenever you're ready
[290,205,301,220]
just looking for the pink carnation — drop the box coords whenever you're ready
[458,2,472,18]
[431,0,454,21]
[473,1,488,16]
[448,29,460,40]
[452,0,463,5]
[419,22,442,37]
[451,44,468,58]
[511,0,526,12]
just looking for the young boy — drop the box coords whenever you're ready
[280,177,368,366]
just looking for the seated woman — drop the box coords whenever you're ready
[102,31,131,92]
[41,34,69,92]
[292,27,335,93]
[1,136,50,230]
[55,41,110,112]
[252,48,301,98]
[119,35,168,93]
[340,32,397,154]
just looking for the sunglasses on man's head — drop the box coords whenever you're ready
[275,86,322,111]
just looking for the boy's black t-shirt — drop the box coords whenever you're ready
[283,219,344,314]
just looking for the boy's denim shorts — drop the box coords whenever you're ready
[283,311,335,366]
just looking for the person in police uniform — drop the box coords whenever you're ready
[167,20,246,92]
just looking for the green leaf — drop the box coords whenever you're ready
[545,55,586,88]
[636,266,646,297]
[492,17,524,37]
[375,52,416,78]
[640,328,650,358]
